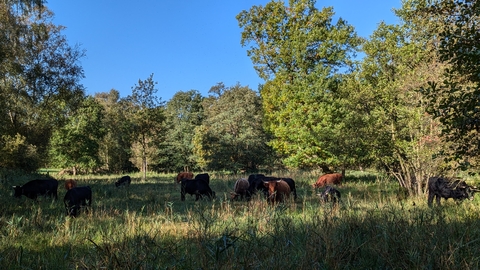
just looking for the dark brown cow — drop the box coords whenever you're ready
[313,173,343,188]
[263,180,291,203]
[176,172,194,183]
[64,179,77,190]
[230,178,249,201]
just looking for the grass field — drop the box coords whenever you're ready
[1,170,480,269]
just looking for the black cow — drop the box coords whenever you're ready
[194,173,210,184]
[318,186,341,204]
[115,175,131,187]
[64,186,92,217]
[246,174,297,200]
[13,179,58,200]
[180,178,215,201]
[428,176,478,206]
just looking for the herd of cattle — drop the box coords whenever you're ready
[10,172,479,217]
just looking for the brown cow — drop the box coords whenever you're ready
[230,178,249,201]
[176,172,194,183]
[263,180,291,203]
[64,179,77,190]
[313,173,343,188]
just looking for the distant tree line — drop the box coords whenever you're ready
[1,0,479,195]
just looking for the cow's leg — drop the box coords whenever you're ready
[436,195,441,205]
[427,193,434,206]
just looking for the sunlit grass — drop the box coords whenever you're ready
[1,170,480,269]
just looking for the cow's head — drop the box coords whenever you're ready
[12,186,22,198]
[230,192,239,201]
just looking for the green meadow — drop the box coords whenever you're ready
[1,171,480,269]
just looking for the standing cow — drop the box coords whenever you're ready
[64,186,92,217]
[428,176,478,206]
[263,180,291,203]
[247,174,297,200]
[176,172,194,183]
[180,177,215,201]
[313,173,343,188]
[115,175,131,187]
[13,179,58,200]
[230,178,250,201]
[64,179,77,190]
[318,186,341,204]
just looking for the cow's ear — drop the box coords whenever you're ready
[263,181,268,187]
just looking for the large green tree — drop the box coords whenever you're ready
[193,83,271,173]
[237,0,362,169]
[162,90,204,172]
[49,97,105,175]
[421,0,480,167]
[0,4,85,171]
[351,0,454,195]
[95,89,136,173]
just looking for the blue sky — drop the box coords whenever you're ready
[47,1,401,102]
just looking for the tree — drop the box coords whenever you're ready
[351,0,454,195]
[237,0,362,169]
[421,0,480,167]
[162,90,204,172]
[192,83,271,173]
[0,4,85,171]
[126,74,165,180]
[49,97,105,175]
[95,89,135,173]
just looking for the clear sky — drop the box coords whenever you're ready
[47,0,401,102]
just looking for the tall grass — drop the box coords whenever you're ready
[1,171,480,269]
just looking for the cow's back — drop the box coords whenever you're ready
[14,179,58,200]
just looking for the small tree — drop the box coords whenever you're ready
[126,74,165,180]
[49,97,105,175]
[192,83,271,173]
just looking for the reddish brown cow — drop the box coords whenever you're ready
[176,172,194,183]
[64,179,77,190]
[313,173,343,188]
[263,180,291,203]
[230,178,249,201]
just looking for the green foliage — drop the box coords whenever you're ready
[421,0,480,166]
[49,97,106,174]
[0,4,85,172]
[95,89,136,173]
[126,74,166,178]
[238,0,362,169]
[352,1,453,194]
[162,90,204,172]
[193,83,271,172]
[0,133,39,172]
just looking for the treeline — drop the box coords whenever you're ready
[1,0,479,196]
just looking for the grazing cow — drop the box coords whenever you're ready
[176,172,194,183]
[313,173,343,188]
[263,180,291,203]
[230,178,250,201]
[180,178,215,201]
[64,186,92,217]
[318,186,341,204]
[427,176,478,206]
[246,174,297,200]
[13,179,58,200]
[194,173,210,184]
[115,175,131,187]
[64,179,77,190]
